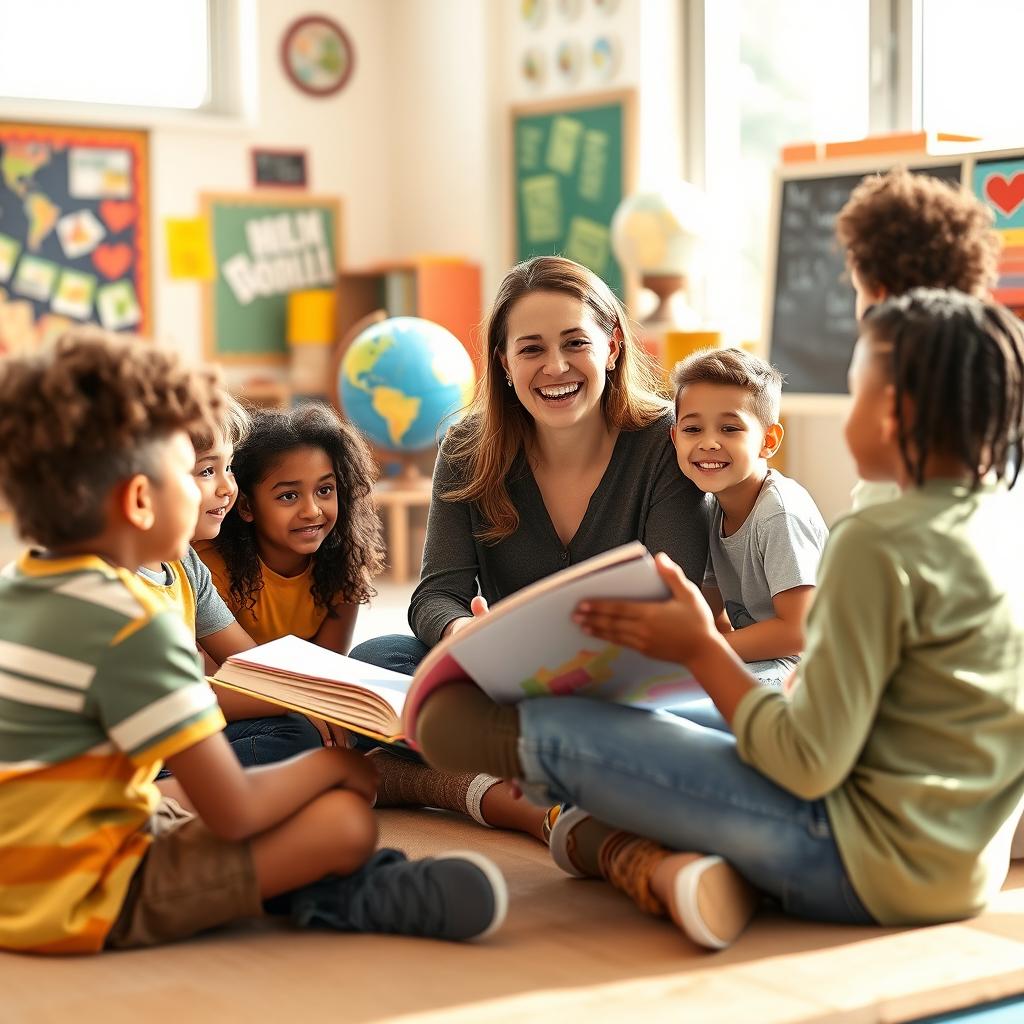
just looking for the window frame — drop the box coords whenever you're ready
[0,0,256,131]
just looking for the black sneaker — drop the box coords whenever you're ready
[287,847,508,941]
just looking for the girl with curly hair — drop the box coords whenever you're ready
[199,403,385,655]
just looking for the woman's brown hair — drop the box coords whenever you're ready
[442,256,669,543]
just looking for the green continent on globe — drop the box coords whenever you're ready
[1,142,51,198]
[371,386,421,447]
[345,333,394,393]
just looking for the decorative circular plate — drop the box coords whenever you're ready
[281,15,355,97]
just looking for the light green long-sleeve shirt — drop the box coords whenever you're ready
[732,482,1024,925]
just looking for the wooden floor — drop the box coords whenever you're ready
[4,809,1024,1024]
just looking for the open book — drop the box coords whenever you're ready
[212,542,698,746]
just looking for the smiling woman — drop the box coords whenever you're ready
[351,255,709,667]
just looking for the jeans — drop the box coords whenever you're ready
[516,697,875,926]
[224,713,323,767]
[349,633,429,676]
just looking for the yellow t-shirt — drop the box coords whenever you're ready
[135,559,196,636]
[198,544,327,646]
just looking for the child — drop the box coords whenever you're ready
[200,404,550,841]
[0,328,506,953]
[670,347,827,689]
[137,393,323,771]
[199,403,385,655]
[835,165,1002,510]
[413,290,1024,951]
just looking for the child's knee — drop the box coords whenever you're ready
[314,789,378,863]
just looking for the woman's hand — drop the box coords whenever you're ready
[573,553,719,666]
[446,596,491,638]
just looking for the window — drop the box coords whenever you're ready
[0,0,245,118]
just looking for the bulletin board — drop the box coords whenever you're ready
[0,122,150,355]
[510,90,636,298]
[201,192,341,363]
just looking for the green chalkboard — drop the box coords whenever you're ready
[202,192,341,362]
[511,90,635,298]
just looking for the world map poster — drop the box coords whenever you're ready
[0,123,150,356]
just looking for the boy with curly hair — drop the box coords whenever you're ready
[0,327,506,954]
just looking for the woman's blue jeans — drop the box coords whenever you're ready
[517,696,875,925]
[349,633,428,676]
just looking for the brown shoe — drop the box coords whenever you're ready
[662,854,757,950]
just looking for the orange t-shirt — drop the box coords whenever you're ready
[197,544,327,646]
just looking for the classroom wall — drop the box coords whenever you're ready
[152,0,397,364]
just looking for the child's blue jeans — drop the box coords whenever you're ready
[516,696,875,926]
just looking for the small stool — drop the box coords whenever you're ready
[372,478,432,584]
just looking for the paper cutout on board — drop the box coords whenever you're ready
[165,217,215,280]
[521,174,562,242]
[56,209,106,259]
[12,255,59,301]
[99,199,138,233]
[518,124,545,171]
[1,142,50,197]
[578,130,608,201]
[92,242,132,280]
[986,173,1024,218]
[0,234,20,282]
[564,216,610,273]
[69,148,131,199]
[24,192,60,251]
[51,268,97,319]
[546,116,584,175]
[96,279,141,330]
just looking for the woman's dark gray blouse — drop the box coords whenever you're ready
[408,409,710,646]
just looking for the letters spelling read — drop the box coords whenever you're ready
[222,211,333,305]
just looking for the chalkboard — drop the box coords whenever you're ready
[252,148,308,189]
[0,122,150,355]
[201,192,341,363]
[767,162,962,395]
[511,90,635,298]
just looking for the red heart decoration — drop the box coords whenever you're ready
[984,173,1024,217]
[99,200,137,234]
[92,243,132,280]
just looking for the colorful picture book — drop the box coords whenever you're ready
[212,542,698,745]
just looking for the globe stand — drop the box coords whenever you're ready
[640,272,689,329]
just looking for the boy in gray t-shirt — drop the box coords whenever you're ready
[670,348,827,687]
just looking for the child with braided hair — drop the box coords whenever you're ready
[414,289,1024,950]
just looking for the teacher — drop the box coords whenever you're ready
[352,254,709,672]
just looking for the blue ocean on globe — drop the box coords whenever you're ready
[338,316,476,453]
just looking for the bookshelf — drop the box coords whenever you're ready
[336,259,483,366]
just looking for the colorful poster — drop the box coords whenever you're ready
[973,156,1024,310]
[56,209,106,259]
[69,147,132,199]
[96,280,141,330]
[12,256,59,301]
[165,217,216,280]
[51,269,97,319]
[0,124,149,349]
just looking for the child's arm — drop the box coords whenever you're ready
[700,583,733,634]
[198,620,291,719]
[721,584,815,662]
[312,601,359,655]
[165,732,377,841]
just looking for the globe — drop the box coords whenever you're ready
[338,316,475,453]
[610,182,709,276]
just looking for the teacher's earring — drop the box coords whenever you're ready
[505,371,513,387]
[607,360,616,371]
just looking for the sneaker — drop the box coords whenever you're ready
[288,847,508,941]
[548,805,594,877]
[540,803,562,845]
[663,854,757,950]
